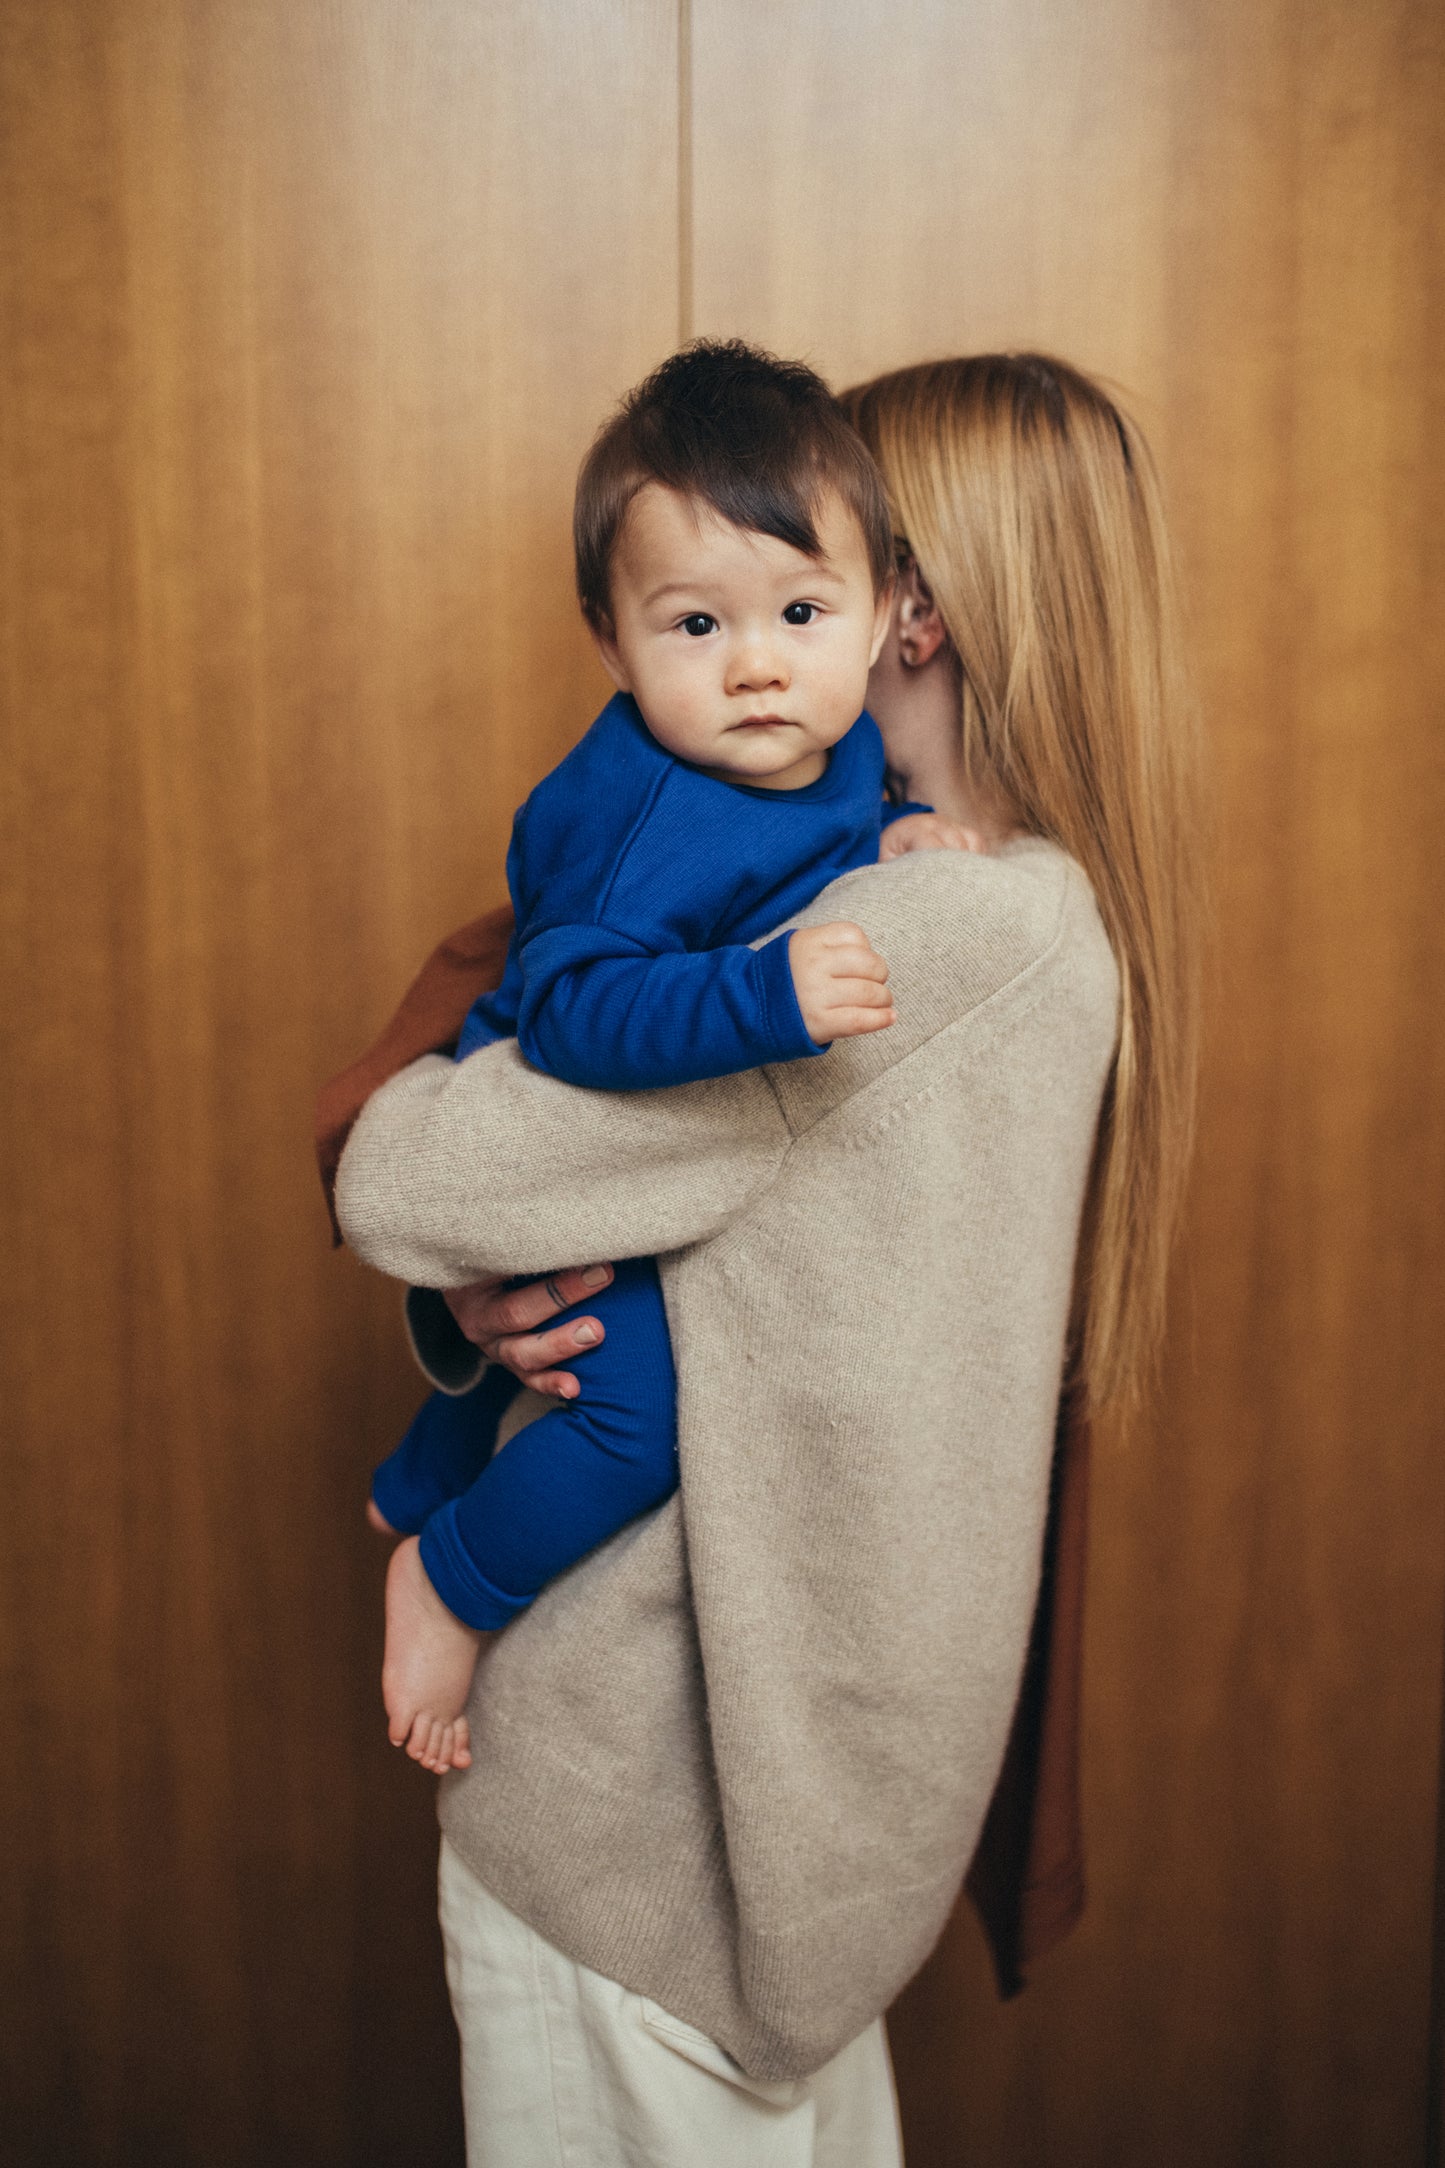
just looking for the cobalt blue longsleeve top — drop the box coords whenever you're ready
[454,693,904,1079]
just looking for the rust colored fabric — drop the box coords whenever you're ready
[964,1386,1090,1993]
[314,909,1089,1993]
[314,904,515,1244]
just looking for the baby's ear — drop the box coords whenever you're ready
[590,620,631,692]
[868,569,898,668]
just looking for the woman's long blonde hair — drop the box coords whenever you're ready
[844,355,1201,1413]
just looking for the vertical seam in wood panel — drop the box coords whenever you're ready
[1429,1612,1445,2167]
[677,0,693,343]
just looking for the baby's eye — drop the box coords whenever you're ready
[680,613,717,637]
[782,602,818,625]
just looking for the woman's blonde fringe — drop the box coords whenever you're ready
[844,356,1202,1415]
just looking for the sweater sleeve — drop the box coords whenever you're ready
[515,922,822,1090]
[333,1039,792,1290]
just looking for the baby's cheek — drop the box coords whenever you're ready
[822,640,878,737]
[801,676,850,747]
[635,674,716,763]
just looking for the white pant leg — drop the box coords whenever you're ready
[438,1838,904,2168]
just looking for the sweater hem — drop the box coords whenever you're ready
[436,1705,966,2081]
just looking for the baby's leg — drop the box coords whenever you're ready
[369,1366,524,1536]
[374,1376,520,1772]
[382,1259,676,1773]
[419,1256,678,1630]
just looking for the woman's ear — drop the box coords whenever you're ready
[897,560,948,670]
[591,621,631,692]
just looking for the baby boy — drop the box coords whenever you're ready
[372,341,960,1772]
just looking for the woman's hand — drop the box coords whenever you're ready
[442,1264,614,1400]
[879,812,984,860]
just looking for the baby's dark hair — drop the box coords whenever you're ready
[574,340,894,631]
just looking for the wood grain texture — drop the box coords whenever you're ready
[688,3,1445,2163]
[4,1,1442,2161]
[0,4,677,2162]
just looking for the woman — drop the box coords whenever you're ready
[328,352,1200,2166]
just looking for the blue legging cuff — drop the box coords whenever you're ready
[420,1504,533,1633]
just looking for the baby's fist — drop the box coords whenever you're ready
[879,812,984,861]
[788,921,895,1045]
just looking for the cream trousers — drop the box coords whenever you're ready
[438,1838,905,2168]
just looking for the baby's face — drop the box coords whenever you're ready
[595,484,892,790]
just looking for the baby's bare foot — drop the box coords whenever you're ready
[382,1538,483,1773]
[366,1498,397,1536]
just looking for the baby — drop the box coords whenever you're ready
[373,341,962,1772]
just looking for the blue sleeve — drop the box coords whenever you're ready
[515,921,825,1090]
[880,798,934,826]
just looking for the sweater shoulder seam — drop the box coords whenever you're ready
[771,853,1082,1143]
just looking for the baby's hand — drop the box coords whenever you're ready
[789,921,895,1044]
[879,812,983,861]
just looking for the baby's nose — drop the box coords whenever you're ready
[727,634,789,691]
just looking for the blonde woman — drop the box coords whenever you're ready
[327,351,1200,2167]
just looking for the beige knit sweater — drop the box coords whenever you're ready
[335,841,1118,2080]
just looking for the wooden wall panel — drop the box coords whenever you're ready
[690,3,1445,2164]
[4,1,1441,2162]
[0,5,677,2163]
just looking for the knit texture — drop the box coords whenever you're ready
[336,842,1118,2080]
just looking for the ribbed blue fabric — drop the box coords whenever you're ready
[414,1258,678,1630]
[370,1365,523,1535]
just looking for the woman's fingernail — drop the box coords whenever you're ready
[575,1325,598,1345]
[581,1264,609,1287]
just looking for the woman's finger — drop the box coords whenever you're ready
[488,1316,604,1377]
[505,1368,582,1401]
[535,1262,614,1308]
[449,1264,613,1344]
